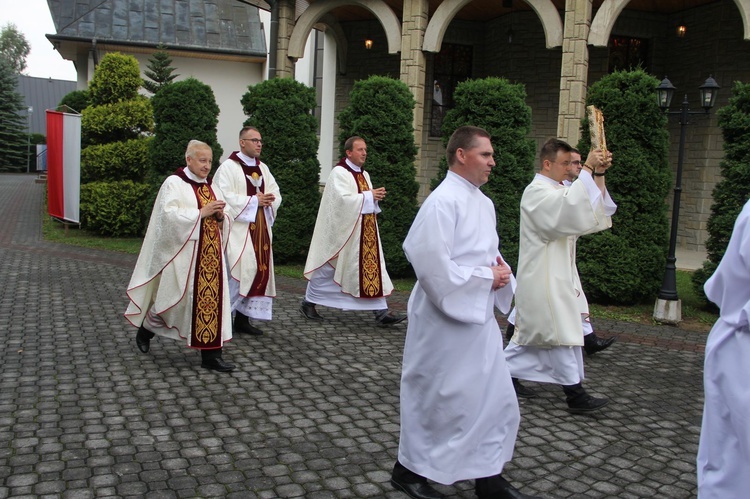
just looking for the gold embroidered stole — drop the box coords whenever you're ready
[231,152,271,296]
[177,171,223,349]
[347,166,384,298]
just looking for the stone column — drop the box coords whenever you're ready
[557,0,592,145]
[400,0,429,177]
[275,0,296,78]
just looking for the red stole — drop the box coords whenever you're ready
[174,168,224,349]
[337,158,384,298]
[228,152,271,297]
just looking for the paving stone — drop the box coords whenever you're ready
[0,174,706,497]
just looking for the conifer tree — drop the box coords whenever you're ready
[337,76,419,277]
[0,58,28,171]
[143,46,178,94]
[692,82,750,303]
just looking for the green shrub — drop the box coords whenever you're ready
[435,77,536,271]
[79,52,154,237]
[81,138,152,183]
[80,180,152,236]
[577,69,671,304]
[58,89,90,113]
[88,53,142,105]
[81,97,153,146]
[241,78,321,264]
[692,81,750,303]
[149,77,222,181]
[336,76,419,277]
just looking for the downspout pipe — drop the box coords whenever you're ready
[266,0,279,79]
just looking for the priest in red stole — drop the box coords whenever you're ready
[214,126,281,337]
[125,140,235,372]
[301,136,404,326]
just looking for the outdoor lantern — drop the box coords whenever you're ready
[364,38,373,50]
[656,77,676,110]
[699,76,720,111]
[676,23,687,37]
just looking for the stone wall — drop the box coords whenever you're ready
[328,1,749,253]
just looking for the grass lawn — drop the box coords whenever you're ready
[42,213,717,331]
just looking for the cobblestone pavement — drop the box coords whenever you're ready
[0,174,705,498]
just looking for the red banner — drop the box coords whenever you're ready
[46,111,81,223]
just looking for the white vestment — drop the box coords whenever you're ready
[214,153,281,320]
[398,171,518,485]
[505,171,615,385]
[697,200,750,499]
[303,159,392,310]
[124,168,233,348]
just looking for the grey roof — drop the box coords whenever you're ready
[15,75,77,135]
[46,0,266,57]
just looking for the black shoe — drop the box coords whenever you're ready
[233,313,263,335]
[201,357,235,373]
[505,323,515,344]
[390,477,444,499]
[391,461,444,499]
[300,300,323,320]
[583,333,616,356]
[375,310,407,326]
[566,395,609,414]
[563,382,609,414]
[136,325,154,353]
[476,474,543,499]
[512,378,537,399]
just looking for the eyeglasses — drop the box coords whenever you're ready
[241,138,263,144]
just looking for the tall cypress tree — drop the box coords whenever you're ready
[336,76,419,277]
[692,81,750,302]
[241,78,321,264]
[0,58,28,171]
[436,77,536,272]
[577,69,671,304]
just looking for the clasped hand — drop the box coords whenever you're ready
[200,200,226,219]
[257,192,276,207]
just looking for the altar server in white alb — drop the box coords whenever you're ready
[504,148,616,400]
[392,126,540,499]
[125,140,235,373]
[505,138,616,413]
[214,126,281,337]
[697,198,750,499]
[300,136,404,326]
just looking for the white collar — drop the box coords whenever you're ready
[345,158,362,172]
[238,152,258,166]
[183,167,208,183]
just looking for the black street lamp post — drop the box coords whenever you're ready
[654,76,720,323]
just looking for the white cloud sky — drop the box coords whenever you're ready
[0,0,77,81]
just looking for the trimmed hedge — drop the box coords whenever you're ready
[241,77,321,264]
[435,77,536,272]
[80,181,152,237]
[336,76,419,277]
[81,138,152,184]
[577,69,671,304]
[79,52,154,237]
[149,77,222,181]
[88,53,142,105]
[692,81,750,302]
[58,89,90,114]
[81,97,153,146]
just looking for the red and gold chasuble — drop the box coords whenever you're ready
[175,168,224,349]
[339,159,384,298]
[228,152,272,297]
